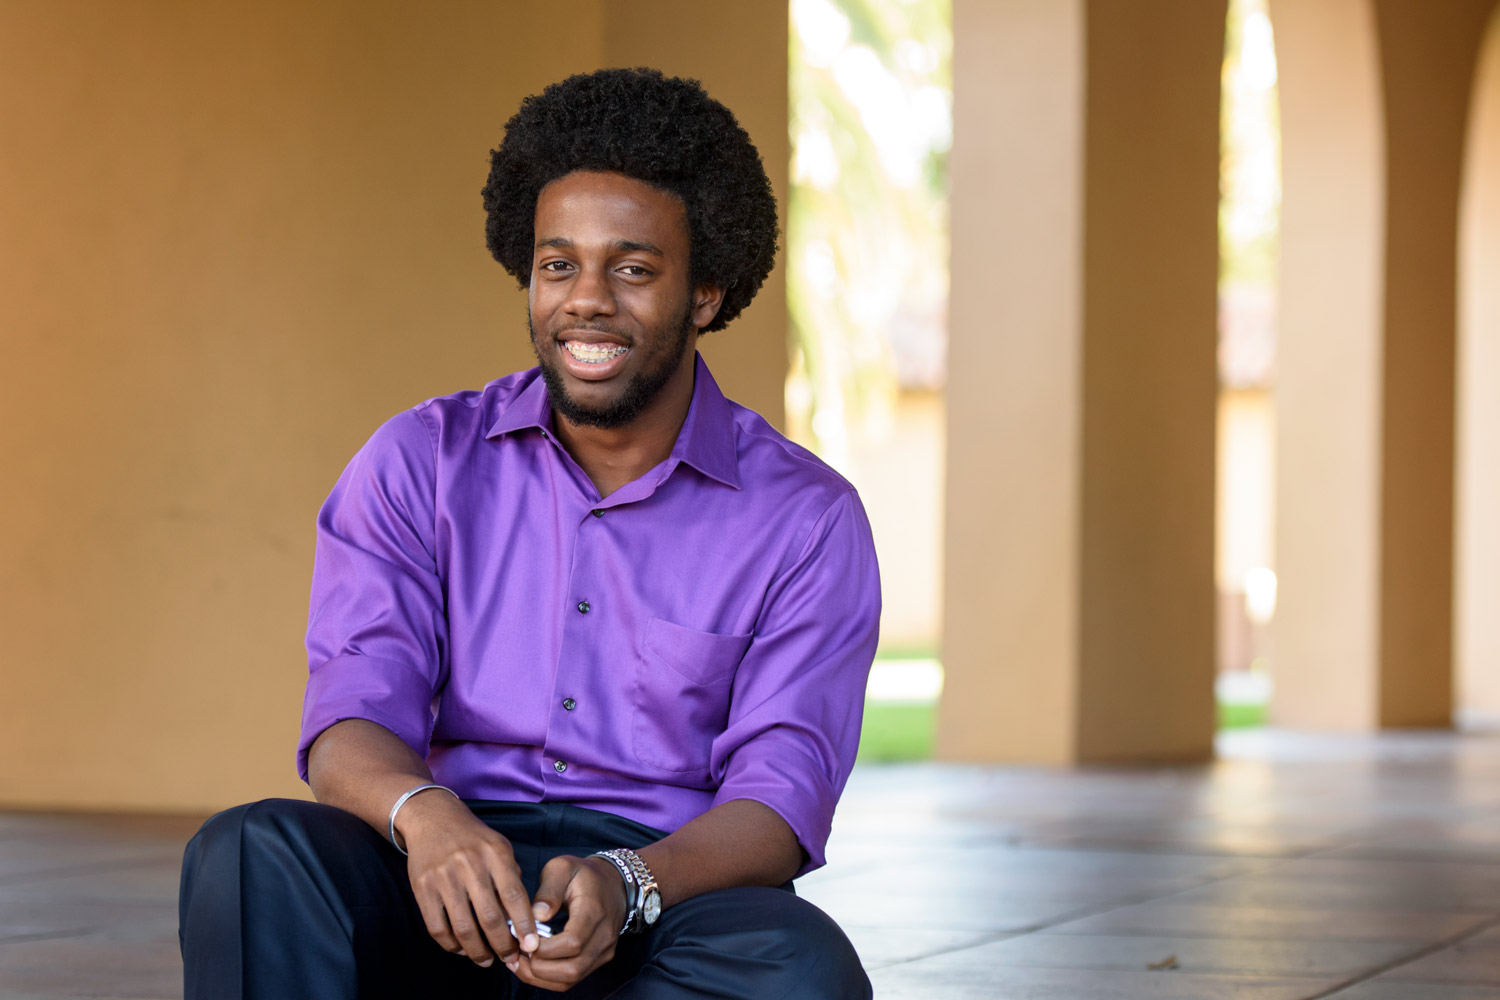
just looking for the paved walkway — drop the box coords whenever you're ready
[6,729,1500,998]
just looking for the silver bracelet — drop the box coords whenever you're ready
[387,783,459,855]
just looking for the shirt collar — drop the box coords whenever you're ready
[673,354,742,490]
[482,354,742,491]
[484,369,553,438]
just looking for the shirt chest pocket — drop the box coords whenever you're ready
[632,617,753,778]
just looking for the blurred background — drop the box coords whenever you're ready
[3,0,1499,813]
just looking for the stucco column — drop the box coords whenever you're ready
[1268,0,1386,728]
[1456,10,1500,729]
[1272,0,1494,729]
[940,0,1222,763]
[1375,0,1494,726]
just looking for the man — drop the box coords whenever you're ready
[179,67,880,999]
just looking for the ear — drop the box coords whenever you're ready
[690,284,725,331]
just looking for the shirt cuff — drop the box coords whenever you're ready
[710,736,839,876]
[297,653,436,781]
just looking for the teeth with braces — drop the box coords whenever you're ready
[564,342,629,363]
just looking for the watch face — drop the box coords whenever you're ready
[643,891,661,925]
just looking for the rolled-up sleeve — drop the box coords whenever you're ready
[296,408,448,781]
[708,488,881,874]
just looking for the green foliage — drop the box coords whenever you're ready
[788,0,952,458]
[1219,0,1281,287]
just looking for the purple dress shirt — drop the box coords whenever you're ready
[297,355,880,873]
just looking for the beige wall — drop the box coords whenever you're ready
[941,0,1221,764]
[601,3,789,429]
[0,1,788,812]
[1457,10,1500,727]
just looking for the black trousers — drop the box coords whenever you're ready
[179,798,871,999]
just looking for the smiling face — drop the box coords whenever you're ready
[528,170,723,430]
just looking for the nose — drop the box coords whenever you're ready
[564,265,616,321]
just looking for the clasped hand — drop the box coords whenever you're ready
[400,797,628,991]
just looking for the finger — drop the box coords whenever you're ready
[533,892,596,960]
[527,942,615,992]
[466,869,518,965]
[413,882,463,955]
[439,880,497,968]
[513,953,584,993]
[538,856,621,960]
[531,856,576,926]
[534,889,612,976]
[532,938,610,977]
[488,857,539,956]
[533,929,584,960]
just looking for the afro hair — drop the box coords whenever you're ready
[481,67,779,333]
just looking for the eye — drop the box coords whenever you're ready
[538,260,573,274]
[617,264,653,277]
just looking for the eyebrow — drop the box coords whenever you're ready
[534,236,665,256]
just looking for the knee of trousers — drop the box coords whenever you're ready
[180,799,381,927]
[179,800,293,953]
[181,800,415,999]
[184,799,354,874]
[766,894,870,999]
[662,887,871,999]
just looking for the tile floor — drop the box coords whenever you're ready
[7,729,1500,998]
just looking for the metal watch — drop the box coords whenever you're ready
[622,849,661,931]
[594,848,660,933]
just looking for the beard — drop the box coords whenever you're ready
[530,304,696,429]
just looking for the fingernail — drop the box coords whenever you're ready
[523,933,539,952]
[505,958,519,972]
[532,901,550,919]
[479,958,494,969]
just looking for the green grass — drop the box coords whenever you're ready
[855,695,1267,764]
[1217,700,1269,729]
[857,701,937,762]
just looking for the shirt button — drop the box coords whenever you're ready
[577,600,591,614]
[592,509,605,518]
[562,697,577,711]
[554,760,568,773]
